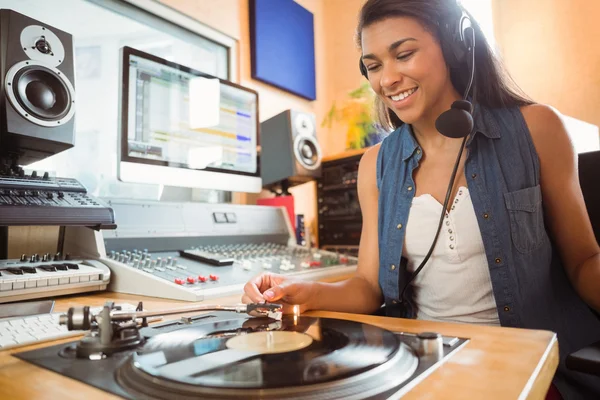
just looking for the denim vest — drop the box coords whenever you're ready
[376,104,600,399]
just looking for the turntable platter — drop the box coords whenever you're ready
[116,315,419,399]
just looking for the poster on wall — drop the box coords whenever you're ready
[249,0,316,101]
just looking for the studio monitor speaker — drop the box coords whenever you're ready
[0,9,76,165]
[260,109,322,187]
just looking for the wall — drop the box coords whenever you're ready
[492,0,600,130]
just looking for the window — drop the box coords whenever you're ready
[8,0,235,202]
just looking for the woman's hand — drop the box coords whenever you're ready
[242,273,318,314]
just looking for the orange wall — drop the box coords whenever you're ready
[492,0,600,129]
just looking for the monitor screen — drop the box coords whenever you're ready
[118,46,262,193]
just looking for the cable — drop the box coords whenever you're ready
[399,27,476,305]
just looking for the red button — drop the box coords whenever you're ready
[309,261,321,267]
[174,278,184,285]
[209,274,218,281]
[198,276,207,282]
[339,256,348,264]
[187,276,196,284]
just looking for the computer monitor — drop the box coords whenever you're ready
[117,46,261,193]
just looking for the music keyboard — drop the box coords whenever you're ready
[0,258,110,303]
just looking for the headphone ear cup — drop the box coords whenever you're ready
[359,59,368,78]
[435,101,474,139]
[439,10,472,68]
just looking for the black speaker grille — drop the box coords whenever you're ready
[12,65,72,120]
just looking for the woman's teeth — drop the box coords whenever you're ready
[390,87,417,101]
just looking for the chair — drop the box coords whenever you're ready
[565,150,600,377]
[578,150,600,244]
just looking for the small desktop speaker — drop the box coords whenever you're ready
[0,9,76,165]
[260,109,322,187]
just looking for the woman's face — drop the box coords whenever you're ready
[361,16,459,125]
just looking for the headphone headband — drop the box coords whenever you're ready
[359,7,472,78]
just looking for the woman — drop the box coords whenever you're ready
[243,0,600,398]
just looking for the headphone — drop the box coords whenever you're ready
[359,6,475,139]
[359,6,478,306]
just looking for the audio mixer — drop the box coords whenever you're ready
[62,199,358,302]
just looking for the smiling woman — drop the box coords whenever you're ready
[243,1,600,399]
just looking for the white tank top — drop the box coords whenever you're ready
[403,187,501,326]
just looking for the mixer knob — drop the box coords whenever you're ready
[186,276,196,284]
[109,250,116,259]
[43,171,49,180]
[20,254,27,262]
[65,253,72,261]
[30,255,36,263]
[55,252,62,261]
[31,171,37,178]
[174,278,185,285]
[57,191,64,198]
[172,258,178,266]
[42,254,48,262]
[198,276,207,282]
[209,274,218,281]
[46,192,53,199]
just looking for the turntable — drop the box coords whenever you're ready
[15,302,468,399]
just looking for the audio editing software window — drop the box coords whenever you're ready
[126,56,258,175]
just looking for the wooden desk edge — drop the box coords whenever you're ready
[521,334,559,399]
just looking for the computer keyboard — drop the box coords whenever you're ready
[0,303,149,350]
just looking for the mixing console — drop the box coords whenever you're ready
[104,243,355,301]
[63,199,358,302]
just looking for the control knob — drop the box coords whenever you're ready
[417,332,443,359]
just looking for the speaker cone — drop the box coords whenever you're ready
[14,65,71,119]
[5,60,75,127]
[293,134,321,170]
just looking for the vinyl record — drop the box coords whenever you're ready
[116,315,419,400]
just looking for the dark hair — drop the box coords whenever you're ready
[356,0,534,131]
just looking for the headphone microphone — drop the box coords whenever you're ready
[435,13,476,139]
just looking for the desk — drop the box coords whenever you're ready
[0,292,558,399]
